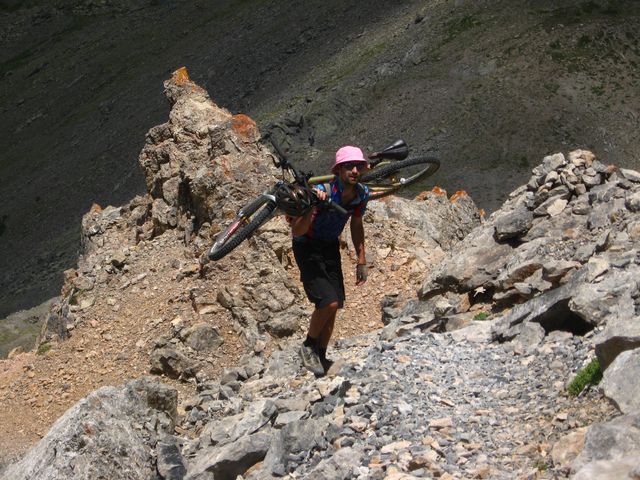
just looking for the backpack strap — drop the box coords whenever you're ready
[356,183,369,201]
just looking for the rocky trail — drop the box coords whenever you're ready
[2,71,640,479]
[179,325,615,479]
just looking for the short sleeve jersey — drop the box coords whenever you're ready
[294,177,369,242]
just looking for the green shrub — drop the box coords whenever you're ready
[473,311,489,321]
[568,358,602,396]
[37,342,51,355]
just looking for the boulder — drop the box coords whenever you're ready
[493,205,533,240]
[1,378,177,480]
[491,269,590,341]
[156,435,188,480]
[200,399,276,447]
[181,323,224,353]
[262,418,331,476]
[571,414,640,478]
[185,431,272,480]
[150,347,198,379]
[419,226,513,298]
[600,349,640,414]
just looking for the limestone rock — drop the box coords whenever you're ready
[1,378,177,480]
[150,347,198,379]
[572,414,640,476]
[600,349,640,414]
[185,431,272,480]
[181,323,224,353]
[493,205,533,240]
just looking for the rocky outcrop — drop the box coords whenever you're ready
[1,377,178,480]
[571,414,640,480]
[3,319,616,479]
[35,68,290,355]
[401,149,640,478]
[34,69,480,381]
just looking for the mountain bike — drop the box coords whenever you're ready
[207,138,439,261]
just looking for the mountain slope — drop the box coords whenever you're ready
[1,0,639,323]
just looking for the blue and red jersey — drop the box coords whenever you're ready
[294,177,369,242]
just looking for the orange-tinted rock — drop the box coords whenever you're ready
[414,191,430,201]
[450,190,469,202]
[232,114,259,142]
[171,66,191,85]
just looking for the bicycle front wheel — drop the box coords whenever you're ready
[362,156,440,200]
[208,195,277,261]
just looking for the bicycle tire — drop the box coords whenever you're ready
[362,156,440,200]
[208,197,277,261]
[361,155,440,184]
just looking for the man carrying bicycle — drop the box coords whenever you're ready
[286,146,370,376]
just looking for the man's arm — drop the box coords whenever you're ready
[287,208,316,237]
[350,215,367,285]
[286,187,326,237]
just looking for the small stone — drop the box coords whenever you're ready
[620,168,640,182]
[429,417,453,429]
[381,440,412,454]
[78,296,95,310]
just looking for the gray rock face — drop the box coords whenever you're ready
[493,205,534,240]
[408,149,640,479]
[572,414,640,476]
[1,378,177,480]
[419,226,513,297]
[369,190,481,250]
[185,432,272,480]
[150,347,198,379]
[600,349,640,414]
[491,269,589,341]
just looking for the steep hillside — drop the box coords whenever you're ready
[1,0,639,320]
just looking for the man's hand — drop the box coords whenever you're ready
[314,187,327,201]
[356,263,367,285]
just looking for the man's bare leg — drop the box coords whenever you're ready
[307,301,339,340]
[318,314,336,349]
[300,302,338,375]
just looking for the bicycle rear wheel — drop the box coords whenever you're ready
[362,156,440,200]
[208,195,277,261]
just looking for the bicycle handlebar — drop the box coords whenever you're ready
[322,198,348,216]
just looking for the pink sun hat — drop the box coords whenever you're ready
[331,145,368,173]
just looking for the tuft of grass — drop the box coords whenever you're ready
[568,358,602,397]
[534,458,551,471]
[473,311,489,321]
[37,342,51,355]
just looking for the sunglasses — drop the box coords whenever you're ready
[340,162,366,171]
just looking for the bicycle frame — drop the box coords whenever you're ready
[208,138,438,261]
[268,137,414,199]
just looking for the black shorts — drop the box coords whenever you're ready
[292,238,345,309]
